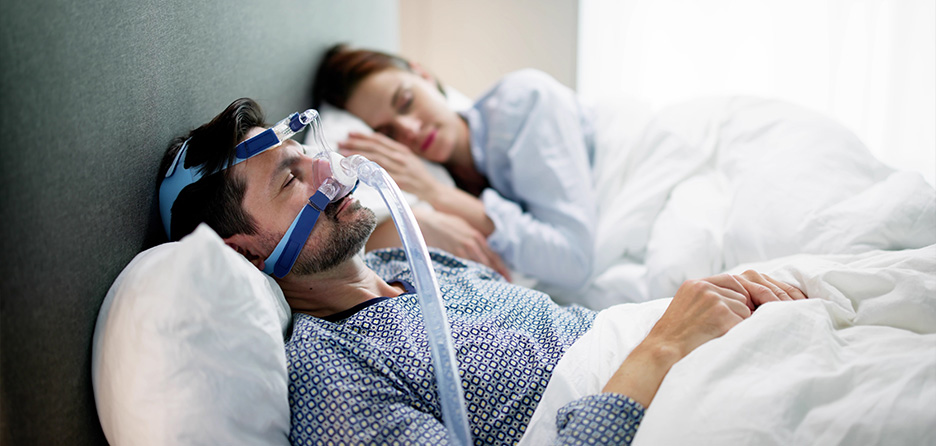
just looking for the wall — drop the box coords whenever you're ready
[578,0,935,185]
[400,0,579,98]
[0,1,397,444]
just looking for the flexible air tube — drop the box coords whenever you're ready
[353,158,473,446]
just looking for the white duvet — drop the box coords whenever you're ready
[548,96,936,309]
[517,98,936,444]
[520,245,936,445]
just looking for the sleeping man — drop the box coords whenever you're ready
[158,97,806,445]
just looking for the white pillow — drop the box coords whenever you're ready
[307,86,471,223]
[92,224,291,445]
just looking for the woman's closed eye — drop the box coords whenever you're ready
[375,88,414,138]
[397,89,413,114]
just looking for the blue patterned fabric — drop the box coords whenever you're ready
[556,394,645,445]
[286,248,643,445]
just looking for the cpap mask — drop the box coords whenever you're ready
[161,109,473,442]
[159,109,364,278]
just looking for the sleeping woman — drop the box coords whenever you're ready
[312,44,598,292]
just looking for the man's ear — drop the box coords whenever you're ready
[410,62,435,83]
[224,233,266,271]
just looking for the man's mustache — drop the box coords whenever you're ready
[323,193,353,219]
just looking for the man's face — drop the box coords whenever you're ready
[232,127,376,275]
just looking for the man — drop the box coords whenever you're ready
[159,98,806,445]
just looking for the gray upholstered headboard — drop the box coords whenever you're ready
[0,1,398,443]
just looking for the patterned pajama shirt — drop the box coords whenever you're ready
[287,248,644,445]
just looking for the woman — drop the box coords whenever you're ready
[312,45,598,291]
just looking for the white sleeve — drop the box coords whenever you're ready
[478,70,597,290]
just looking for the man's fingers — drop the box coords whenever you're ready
[704,274,754,310]
[764,275,808,300]
[738,276,781,307]
[720,292,752,320]
[737,270,807,306]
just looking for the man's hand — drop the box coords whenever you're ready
[602,272,806,407]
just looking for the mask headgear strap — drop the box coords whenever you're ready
[158,138,200,238]
[262,189,331,278]
[159,113,309,239]
[158,110,352,279]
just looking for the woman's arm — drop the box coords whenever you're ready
[461,70,598,290]
[364,205,512,280]
[343,70,598,289]
[421,182,495,235]
[364,217,403,251]
[341,132,497,236]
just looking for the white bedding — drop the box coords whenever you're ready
[551,96,936,308]
[520,245,936,445]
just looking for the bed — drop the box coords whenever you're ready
[5,1,933,444]
[522,245,936,444]
[569,95,936,308]
[319,93,935,309]
[308,93,936,443]
[530,96,936,443]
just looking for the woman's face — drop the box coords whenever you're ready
[344,68,469,164]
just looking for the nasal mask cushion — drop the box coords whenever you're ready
[158,109,358,278]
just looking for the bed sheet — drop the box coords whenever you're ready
[520,245,936,445]
[551,96,936,308]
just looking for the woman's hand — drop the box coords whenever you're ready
[602,272,806,407]
[340,131,498,237]
[339,132,442,200]
[414,207,512,281]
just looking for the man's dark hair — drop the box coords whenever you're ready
[156,98,268,241]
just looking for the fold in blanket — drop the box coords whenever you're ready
[553,97,936,308]
[520,245,936,446]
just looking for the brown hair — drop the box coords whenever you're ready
[311,44,444,110]
[156,98,267,241]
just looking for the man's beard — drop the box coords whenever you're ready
[287,197,376,276]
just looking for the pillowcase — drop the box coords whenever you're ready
[307,86,472,223]
[92,224,291,445]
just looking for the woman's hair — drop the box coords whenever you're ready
[311,44,444,110]
[156,98,267,241]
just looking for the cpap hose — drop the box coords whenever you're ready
[345,155,473,446]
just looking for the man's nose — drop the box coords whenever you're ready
[305,156,333,190]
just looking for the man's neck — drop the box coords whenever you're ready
[276,256,404,318]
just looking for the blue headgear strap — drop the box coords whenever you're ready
[262,178,359,278]
[159,138,203,239]
[159,113,308,239]
[262,190,331,278]
[158,117,358,279]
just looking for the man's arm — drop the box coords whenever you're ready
[554,272,806,444]
[290,393,452,445]
[604,271,806,406]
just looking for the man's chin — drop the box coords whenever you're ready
[289,204,377,276]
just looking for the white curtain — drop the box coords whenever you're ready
[578,0,935,185]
